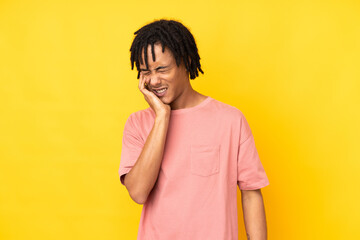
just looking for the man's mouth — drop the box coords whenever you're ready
[153,87,168,96]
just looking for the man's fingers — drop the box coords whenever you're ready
[139,73,145,91]
[144,78,150,90]
[139,73,151,96]
[144,78,151,91]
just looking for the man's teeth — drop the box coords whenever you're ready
[155,88,167,93]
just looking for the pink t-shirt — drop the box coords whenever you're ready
[118,96,269,240]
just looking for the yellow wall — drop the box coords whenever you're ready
[1,0,359,239]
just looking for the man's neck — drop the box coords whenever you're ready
[170,88,207,110]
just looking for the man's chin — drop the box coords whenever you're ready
[159,97,168,104]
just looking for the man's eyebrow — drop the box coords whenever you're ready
[140,65,169,71]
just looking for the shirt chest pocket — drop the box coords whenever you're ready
[190,144,220,177]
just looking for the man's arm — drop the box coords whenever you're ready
[241,189,268,240]
[123,112,170,205]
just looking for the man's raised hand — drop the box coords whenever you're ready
[138,73,171,116]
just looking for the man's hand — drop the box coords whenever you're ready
[241,189,268,240]
[138,72,171,116]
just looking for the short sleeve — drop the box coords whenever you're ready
[237,113,269,190]
[118,113,144,186]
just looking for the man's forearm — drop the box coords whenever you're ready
[241,189,268,240]
[124,113,170,204]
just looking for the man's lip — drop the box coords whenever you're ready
[152,87,168,91]
[153,87,168,97]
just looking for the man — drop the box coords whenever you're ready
[118,19,270,240]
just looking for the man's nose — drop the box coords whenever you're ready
[149,73,161,86]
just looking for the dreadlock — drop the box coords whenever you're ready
[130,19,204,80]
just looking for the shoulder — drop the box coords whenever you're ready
[129,107,155,122]
[209,97,246,120]
[209,97,252,139]
[125,107,155,134]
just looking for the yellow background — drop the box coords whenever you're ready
[1,0,359,239]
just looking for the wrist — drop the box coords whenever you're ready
[155,111,171,121]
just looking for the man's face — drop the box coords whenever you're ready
[139,43,189,105]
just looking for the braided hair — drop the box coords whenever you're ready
[130,19,204,80]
